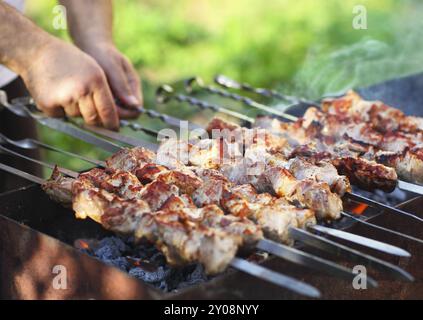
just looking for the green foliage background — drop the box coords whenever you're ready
[24,0,423,172]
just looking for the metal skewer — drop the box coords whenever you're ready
[0,91,121,154]
[0,132,106,168]
[154,89,423,220]
[184,77,423,196]
[3,131,412,280]
[214,74,317,106]
[1,92,419,253]
[50,120,423,250]
[0,162,322,297]
[0,130,413,257]
[185,76,299,122]
[156,85,255,123]
[290,228,414,281]
[0,147,381,288]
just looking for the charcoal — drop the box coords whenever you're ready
[102,257,130,271]
[157,280,169,292]
[93,237,128,260]
[98,237,128,253]
[77,235,211,292]
[128,266,170,283]
[150,252,167,265]
[187,264,207,282]
[94,244,122,260]
[176,278,205,289]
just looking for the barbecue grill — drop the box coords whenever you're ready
[0,73,422,299]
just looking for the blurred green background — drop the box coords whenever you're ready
[24,0,423,172]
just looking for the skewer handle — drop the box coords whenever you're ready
[156,84,255,123]
[214,74,316,105]
[184,77,299,121]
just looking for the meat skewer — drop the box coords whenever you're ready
[75,164,379,281]
[202,76,423,186]
[155,138,343,221]
[204,117,423,224]
[43,166,369,285]
[0,143,414,282]
[206,115,399,193]
[157,83,405,193]
[105,146,322,243]
[2,133,419,251]
[214,74,423,135]
[292,106,423,184]
[321,91,423,134]
[177,90,421,194]
[106,145,421,253]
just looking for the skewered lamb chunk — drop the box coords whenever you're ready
[299,107,423,184]
[105,148,319,243]
[322,90,423,134]
[191,167,316,244]
[155,139,341,220]
[241,114,400,189]
[206,117,397,192]
[42,167,244,274]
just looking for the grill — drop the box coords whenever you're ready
[0,73,422,299]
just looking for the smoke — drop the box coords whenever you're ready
[290,1,423,100]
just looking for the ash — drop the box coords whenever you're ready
[352,186,409,207]
[76,236,209,292]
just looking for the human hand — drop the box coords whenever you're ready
[81,41,142,119]
[22,38,120,130]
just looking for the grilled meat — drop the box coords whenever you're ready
[207,117,380,194]
[192,167,316,243]
[106,147,156,172]
[245,114,400,189]
[322,90,423,134]
[42,168,243,274]
[300,107,423,184]
[139,210,241,274]
[107,148,320,243]
[161,194,263,248]
[288,157,351,196]
[154,139,342,220]
[42,167,73,206]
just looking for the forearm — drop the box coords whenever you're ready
[0,2,54,76]
[60,0,114,50]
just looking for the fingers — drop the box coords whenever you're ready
[93,85,120,130]
[106,62,140,108]
[117,106,140,119]
[78,94,100,126]
[63,102,81,117]
[121,58,143,107]
[36,101,65,118]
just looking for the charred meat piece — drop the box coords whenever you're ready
[42,166,73,206]
[247,112,404,189]
[135,163,203,195]
[375,147,423,184]
[106,147,156,172]
[137,210,241,274]
[322,90,423,134]
[162,195,263,249]
[223,184,315,244]
[43,170,242,275]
